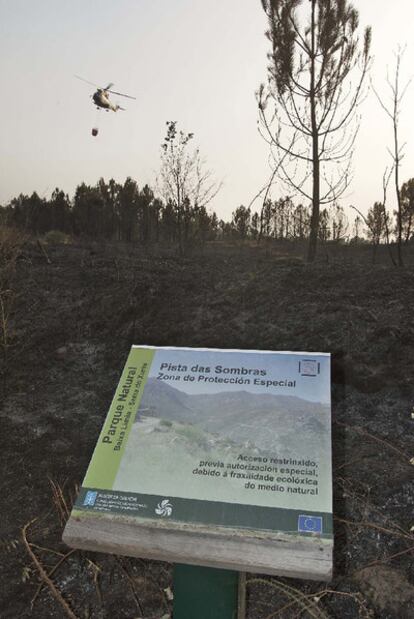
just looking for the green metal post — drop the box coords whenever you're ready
[173,564,240,619]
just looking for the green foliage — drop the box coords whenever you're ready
[175,423,209,450]
[158,419,173,428]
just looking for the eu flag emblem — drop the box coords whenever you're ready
[298,515,323,534]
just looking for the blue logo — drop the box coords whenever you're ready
[83,490,98,507]
[298,515,323,534]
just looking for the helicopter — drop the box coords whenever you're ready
[75,75,136,112]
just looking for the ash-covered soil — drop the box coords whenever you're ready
[0,240,413,619]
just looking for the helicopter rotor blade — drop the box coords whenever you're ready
[75,76,136,99]
[107,89,136,100]
[74,75,99,88]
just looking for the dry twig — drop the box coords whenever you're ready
[22,519,79,619]
[353,544,414,573]
[31,548,78,609]
[246,577,330,619]
[116,557,144,616]
[49,478,71,525]
[334,516,413,541]
[335,421,410,462]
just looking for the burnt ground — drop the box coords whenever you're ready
[0,239,413,619]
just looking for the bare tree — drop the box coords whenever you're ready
[258,0,371,261]
[349,167,395,264]
[159,121,221,254]
[381,166,397,265]
[372,48,412,265]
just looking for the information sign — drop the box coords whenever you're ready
[64,346,333,580]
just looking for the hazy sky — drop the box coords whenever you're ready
[1,0,413,222]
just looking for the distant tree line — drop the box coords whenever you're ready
[360,178,414,261]
[230,186,414,248]
[1,176,413,254]
[0,179,220,248]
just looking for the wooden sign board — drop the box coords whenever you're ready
[63,346,333,580]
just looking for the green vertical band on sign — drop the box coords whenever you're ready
[173,564,239,619]
[83,347,154,489]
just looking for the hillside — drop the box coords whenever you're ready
[139,378,329,455]
[1,240,413,618]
